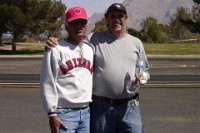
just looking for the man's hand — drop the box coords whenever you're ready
[45,37,58,50]
[134,73,141,85]
[140,71,149,84]
[49,116,67,133]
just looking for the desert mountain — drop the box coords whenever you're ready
[88,0,194,32]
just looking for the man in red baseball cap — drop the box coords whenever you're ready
[65,6,88,43]
[40,6,94,133]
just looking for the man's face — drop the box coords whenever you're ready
[106,10,127,33]
[67,19,88,38]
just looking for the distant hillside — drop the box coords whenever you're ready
[88,0,194,33]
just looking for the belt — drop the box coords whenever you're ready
[92,93,139,104]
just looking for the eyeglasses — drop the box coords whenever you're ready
[109,14,125,19]
[68,19,87,25]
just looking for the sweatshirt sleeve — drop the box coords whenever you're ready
[40,49,59,116]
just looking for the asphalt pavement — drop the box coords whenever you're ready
[0,55,200,133]
[0,85,199,133]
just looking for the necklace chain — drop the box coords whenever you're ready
[79,44,84,59]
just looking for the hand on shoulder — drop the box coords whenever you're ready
[45,37,58,50]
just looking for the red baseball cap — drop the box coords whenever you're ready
[66,6,88,23]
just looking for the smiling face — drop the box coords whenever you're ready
[105,10,127,36]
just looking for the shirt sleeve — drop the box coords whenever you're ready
[40,49,59,116]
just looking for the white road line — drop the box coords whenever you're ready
[0,83,200,86]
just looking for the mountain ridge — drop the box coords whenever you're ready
[88,0,194,32]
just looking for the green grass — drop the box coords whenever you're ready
[0,42,200,55]
[144,43,200,55]
[0,42,45,55]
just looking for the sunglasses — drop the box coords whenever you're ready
[68,19,87,25]
[109,14,125,19]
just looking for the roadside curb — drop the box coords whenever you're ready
[1,55,200,58]
[0,55,43,58]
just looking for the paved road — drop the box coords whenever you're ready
[0,55,200,133]
[0,55,200,86]
[0,85,199,133]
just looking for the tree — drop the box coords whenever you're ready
[0,0,66,53]
[194,0,200,4]
[190,0,200,33]
[140,17,167,43]
[180,0,200,34]
[169,7,192,41]
[0,4,8,45]
[127,28,140,38]
[93,18,107,32]
[27,0,66,37]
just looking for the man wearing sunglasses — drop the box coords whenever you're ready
[46,3,150,133]
[40,6,94,133]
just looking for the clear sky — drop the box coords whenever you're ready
[61,0,124,17]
